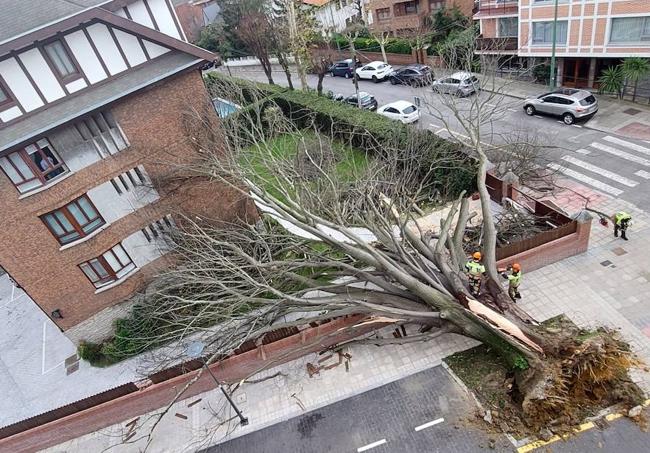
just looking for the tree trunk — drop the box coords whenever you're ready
[317,73,325,96]
[260,56,275,85]
[475,150,499,283]
[350,42,360,108]
[277,53,294,90]
[295,55,309,91]
[380,43,387,64]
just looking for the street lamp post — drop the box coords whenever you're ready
[187,341,249,426]
[549,0,560,89]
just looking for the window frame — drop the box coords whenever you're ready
[532,20,568,45]
[610,16,650,44]
[79,243,136,289]
[498,17,519,38]
[0,75,17,109]
[41,194,106,245]
[0,138,69,194]
[377,7,390,21]
[42,39,83,84]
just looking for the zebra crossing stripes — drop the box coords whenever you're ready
[636,170,650,180]
[548,163,624,196]
[589,142,650,167]
[603,136,650,156]
[560,156,639,187]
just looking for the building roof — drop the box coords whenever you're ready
[0,51,202,154]
[0,0,110,44]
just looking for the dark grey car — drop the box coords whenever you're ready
[523,89,598,125]
[342,92,378,110]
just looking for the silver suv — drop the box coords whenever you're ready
[432,72,480,96]
[523,89,598,125]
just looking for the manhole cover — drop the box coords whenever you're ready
[600,260,612,267]
[624,108,642,115]
[612,247,628,256]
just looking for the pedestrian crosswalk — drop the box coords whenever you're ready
[548,135,650,197]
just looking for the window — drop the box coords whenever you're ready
[141,215,174,242]
[0,138,68,193]
[499,17,518,38]
[42,195,105,245]
[610,17,650,43]
[79,243,136,289]
[377,7,390,21]
[74,111,128,157]
[395,1,418,16]
[532,21,567,44]
[43,40,80,81]
[429,0,443,11]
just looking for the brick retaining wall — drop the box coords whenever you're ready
[0,315,386,453]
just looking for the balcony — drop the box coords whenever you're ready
[476,36,519,52]
[474,0,519,18]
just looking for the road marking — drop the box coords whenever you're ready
[575,148,591,155]
[560,155,639,187]
[428,123,441,129]
[357,439,387,452]
[572,124,582,128]
[604,135,650,156]
[534,115,543,119]
[41,322,47,374]
[508,108,518,112]
[414,417,444,431]
[636,170,650,179]
[590,142,650,166]
[548,163,624,196]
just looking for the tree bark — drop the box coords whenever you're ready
[277,53,294,90]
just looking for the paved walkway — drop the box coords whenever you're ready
[44,178,650,453]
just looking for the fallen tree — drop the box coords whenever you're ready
[125,77,641,441]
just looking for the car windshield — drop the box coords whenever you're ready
[359,94,373,103]
[377,64,387,70]
[579,95,596,106]
[402,105,417,114]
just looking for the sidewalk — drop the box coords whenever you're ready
[484,76,650,140]
[44,179,650,453]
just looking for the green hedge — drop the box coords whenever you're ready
[331,36,414,55]
[204,72,477,199]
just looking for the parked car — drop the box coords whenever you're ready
[523,89,598,125]
[377,101,420,124]
[389,64,434,86]
[432,72,480,96]
[356,61,393,83]
[330,59,355,78]
[335,91,378,110]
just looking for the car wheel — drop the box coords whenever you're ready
[345,72,351,79]
[330,71,335,77]
[390,78,397,85]
[372,75,378,83]
[563,113,575,125]
[525,105,535,116]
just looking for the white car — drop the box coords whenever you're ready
[377,101,420,124]
[356,61,393,83]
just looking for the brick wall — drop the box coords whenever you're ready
[0,70,250,332]
[312,47,443,68]
[174,3,205,42]
[0,315,388,453]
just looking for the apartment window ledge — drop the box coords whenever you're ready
[94,267,139,294]
[607,42,650,47]
[530,43,566,47]
[17,172,74,200]
[58,223,111,251]
[530,0,569,6]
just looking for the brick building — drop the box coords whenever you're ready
[0,0,241,343]
[475,0,650,88]
[368,0,475,35]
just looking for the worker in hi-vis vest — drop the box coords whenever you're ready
[465,252,486,297]
[500,263,522,302]
[614,211,632,241]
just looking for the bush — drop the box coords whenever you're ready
[328,36,413,55]
[533,64,551,84]
[78,341,104,363]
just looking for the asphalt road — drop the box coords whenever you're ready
[201,365,514,453]
[220,67,650,212]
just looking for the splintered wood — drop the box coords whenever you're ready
[306,349,352,377]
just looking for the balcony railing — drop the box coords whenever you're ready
[475,0,519,16]
[477,36,519,51]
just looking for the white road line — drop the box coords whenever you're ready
[548,163,624,196]
[603,136,650,156]
[575,148,591,155]
[428,123,442,129]
[534,115,543,118]
[508,108,518,112]
[590,142,650,166]
[41,322,47,374]
[414,418,445,432]
[635,170,650,179]
[560,155,639,187]
[572,124,583,128]
[357,439,387,452]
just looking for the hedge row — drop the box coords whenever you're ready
[204,73,477,199]
[331,36,413,55]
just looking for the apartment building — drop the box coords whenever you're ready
[0,0,243,343]
[304,0,372,35]
[475,0,650,88]
[368,0,475,35]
